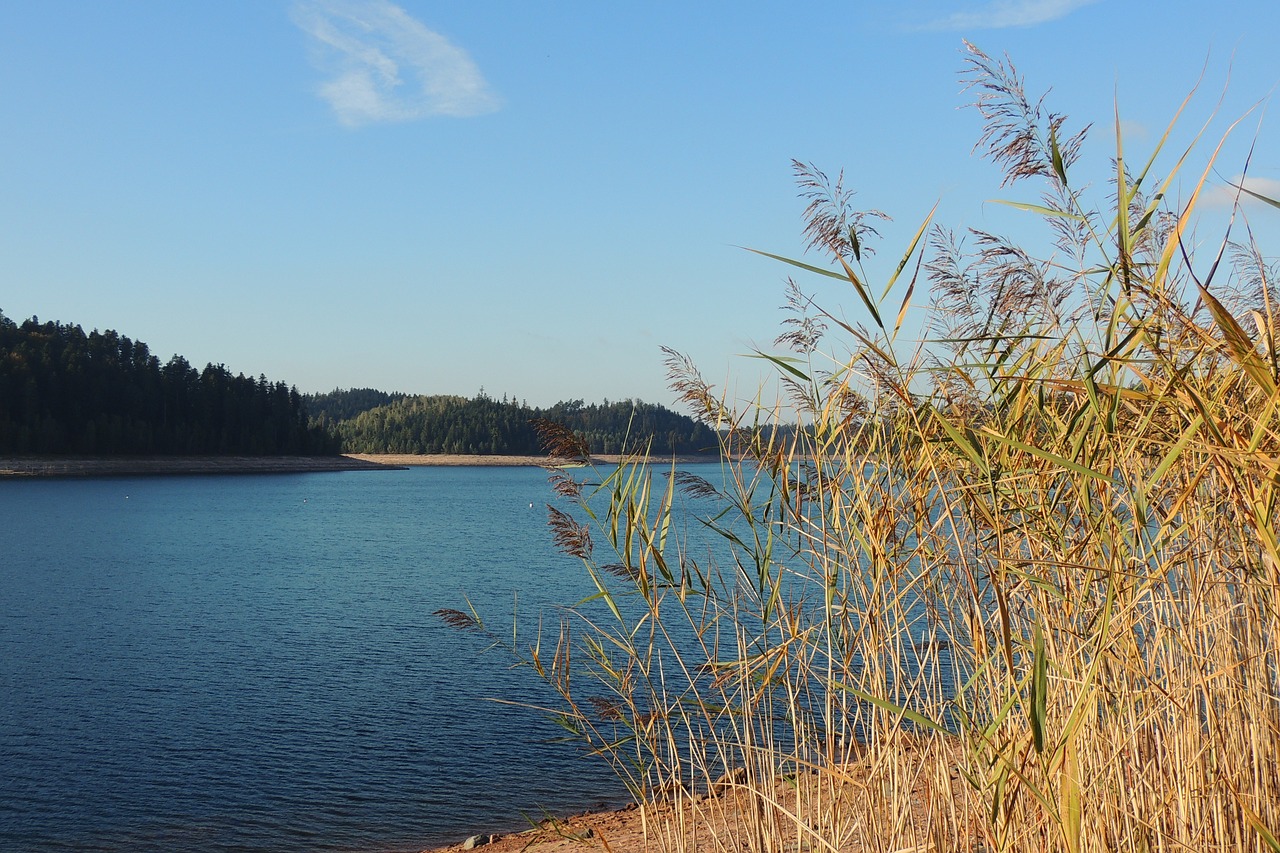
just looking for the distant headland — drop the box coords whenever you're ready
[0,311,719,463]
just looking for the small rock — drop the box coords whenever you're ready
[461,834,490,849]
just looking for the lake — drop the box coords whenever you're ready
[0,465,687,852]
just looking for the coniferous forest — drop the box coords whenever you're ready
[307,391,719,456]
[0,311,719,458]
[0,312,339,455]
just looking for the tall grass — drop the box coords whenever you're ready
[447,45,1280,852]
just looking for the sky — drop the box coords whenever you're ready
[1,1,1277,408]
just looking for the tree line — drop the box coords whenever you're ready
[0,309,720,458]
[0,311,340,455]
[307,389,719,456]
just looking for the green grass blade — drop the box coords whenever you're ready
[1030,618,1048,754]
[881,201,938,300]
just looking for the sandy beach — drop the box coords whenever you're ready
[348,453,719,468]
[348,453,569,467]
[416,758,938,853]
[0,455,407,478]
[0,453,722,478]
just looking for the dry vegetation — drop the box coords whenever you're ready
[443,45,1280,853]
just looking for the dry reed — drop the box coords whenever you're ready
[444,45,1280,853]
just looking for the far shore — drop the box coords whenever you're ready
[0,455,405,478]
[348,453,722,468]
[0,453,723,479]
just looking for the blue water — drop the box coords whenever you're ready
[0,467,638,853]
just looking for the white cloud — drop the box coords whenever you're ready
[924,0,1102,31]
[292,0,500,126]
[1114,118,1149,142]
[1202,176,1280,210]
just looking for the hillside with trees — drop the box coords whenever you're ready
[304,387,408,425]
[0,310,719,459]
[313,389,719,456]
[0,311,339,455]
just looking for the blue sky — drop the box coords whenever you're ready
[2,1,1276,408]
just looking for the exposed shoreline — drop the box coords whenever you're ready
[415,758,920,853]
[0,455,402,478]
[348,453,721,468]
[0,453,723,479]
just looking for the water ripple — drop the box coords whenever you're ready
[0,468,644,852]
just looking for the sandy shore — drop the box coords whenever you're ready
[417,759,937,853]
[348,453,564,467]
[0,453,723,479]
[348,453,720,468]
[0,455,404,478]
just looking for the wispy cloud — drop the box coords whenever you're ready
[923,0,1102,31]
[1203,176,1280,209]
[1114,118,1149,142]
[292,0,500,126]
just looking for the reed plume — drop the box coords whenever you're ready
[443,46,1280,853]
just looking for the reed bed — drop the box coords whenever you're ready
[444,45,1280,853]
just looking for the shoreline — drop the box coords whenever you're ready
[414,758,919,853]
[0,453,723,479]
[348,453,721,468]
[0,455,403,478]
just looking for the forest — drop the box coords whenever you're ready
[0,311,339,455]
[0,311,719,458]
[308,390,719,456]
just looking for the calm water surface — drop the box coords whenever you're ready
[0,466,648,852]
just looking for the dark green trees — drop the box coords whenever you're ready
[0,308,717,458]
[0,311,339,455]
[312,390,718,456]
